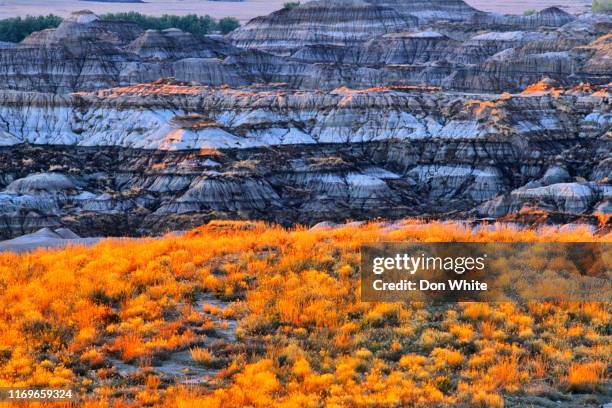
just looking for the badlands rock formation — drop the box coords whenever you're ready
[229,0,418,55]
[0,11,246,93]
[0,6,609,93]
[0,2,609,238]
[366,0,480,22]
[0,227,99,252]
[0,80,609,237]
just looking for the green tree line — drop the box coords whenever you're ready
[592,0,612,12]
[0,12,240,43]
[101,12,240,36]
[0,15,62,43]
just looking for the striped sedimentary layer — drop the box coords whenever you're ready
[0,82,609,237]
[0,7,609,93]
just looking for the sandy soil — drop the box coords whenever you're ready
[0,0,592,22]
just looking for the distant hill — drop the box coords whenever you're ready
[81,0,145,3]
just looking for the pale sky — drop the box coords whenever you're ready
[0,0,592,21]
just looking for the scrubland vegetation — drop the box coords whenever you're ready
[0,12,240,43]
[0,220,609,407]
[284,2,301,11]
[593,0,612,12]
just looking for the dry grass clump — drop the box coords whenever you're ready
[190,348,217,368]
[567,361,606,392]
[308,156,349,169]
[0,220,609,406]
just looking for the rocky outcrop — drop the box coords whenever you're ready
[226,2,606,92]
[229,0,416,56]
[230,2,575,56]
[443,27,608,92]
[126,28,237,60]
[357,32,460,66]
[367,0,480,22]
[0,3,609,236]
[0,80,606,149]
[21,10,143,47]
[0,81,608,237]
[449,31,549,65]
[471,7,576,31]
[0,227,100,253]
[0,10,246,93]
[0,8,608,94]
[577,34,612,79]
[4,172,81,195]
[479,183,611,217]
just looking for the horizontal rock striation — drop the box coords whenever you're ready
[227,2,607,93]
[0,7,609,94]
[230,1,576,55]
[126,28,236,61]
[230,1,575,56]
[367,0,480,22]
[0,3,609,237]
[0,82,608,237]
[470,7,577,31]
[0,10,248,93]
[356,32,460,66]
[229,0,416,56]
[20,10,143,47]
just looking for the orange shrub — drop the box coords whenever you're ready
[567,361,606,392]
[0,220,608,406]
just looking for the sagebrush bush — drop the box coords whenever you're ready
[0,220,609,406]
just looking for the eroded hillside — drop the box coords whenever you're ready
[0,5,609,93]
[0,81,609,237]
[0,1,609,237]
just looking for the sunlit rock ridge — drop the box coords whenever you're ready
[0,2,610,237]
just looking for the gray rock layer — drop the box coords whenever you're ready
[0,8,609,93]
[0,83,609,237]
[0,4,609,236]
